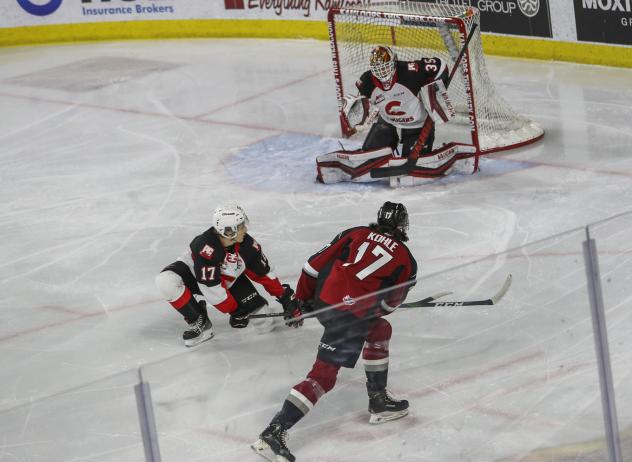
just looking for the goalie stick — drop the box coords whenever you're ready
[247,273,511,321]
[370,23,478,179]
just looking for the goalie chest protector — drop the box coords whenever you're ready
[356,58,448,128]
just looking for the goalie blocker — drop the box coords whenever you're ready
[316,143,477,186]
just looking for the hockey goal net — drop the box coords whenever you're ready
[328,2,543,155]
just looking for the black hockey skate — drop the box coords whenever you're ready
[251,422,295,462]
[182,311,213,347]
[368,389,409,424]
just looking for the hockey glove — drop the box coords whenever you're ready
[418,79,455,125]
[229,305,250,328]
[276,284,303,328]
[342,94,369,129]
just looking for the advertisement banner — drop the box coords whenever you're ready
[1,0,376,28]
[574,0,632,46]
[416,0,553,38]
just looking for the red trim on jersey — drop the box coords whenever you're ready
[295,270,317,301]
[371,69,397,91]
[215,293,238,314]
[221,274,236,285]
[246,269,284,297]
[170,287,192,309]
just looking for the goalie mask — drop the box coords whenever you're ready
[213,204,249,239]
[369,45,396,86]
[377,201,409,234]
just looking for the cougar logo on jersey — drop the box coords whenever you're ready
[385,101,406,116]
[225,252,239,264]
[200,245,214,258]
[518,0,539,17]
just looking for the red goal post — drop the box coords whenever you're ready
[327,2,544,156]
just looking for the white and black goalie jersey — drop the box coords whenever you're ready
[356,57,448,129]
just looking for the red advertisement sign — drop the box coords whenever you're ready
[225,0,245,10]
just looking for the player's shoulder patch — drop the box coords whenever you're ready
[200,244,214,259]
[407,62,419,72]
[191,228,223,261]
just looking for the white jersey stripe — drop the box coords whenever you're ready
[303,262,319,278]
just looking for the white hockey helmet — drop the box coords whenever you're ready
[212,204,249,239]
[369,45,396,84]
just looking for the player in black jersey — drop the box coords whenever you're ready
[155,204,298,347]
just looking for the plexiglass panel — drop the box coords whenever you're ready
[0,369,144,461]
[588,211,632,461]
[1,224,623,462]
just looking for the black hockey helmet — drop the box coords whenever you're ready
[377,201,409,234]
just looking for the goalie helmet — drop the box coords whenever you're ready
[377,201,409,234]
[212,204,249,239]
[369,45,396,85]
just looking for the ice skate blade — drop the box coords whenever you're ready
[184,330,214,347]
[251,439,292,462]
[369,408,409,424]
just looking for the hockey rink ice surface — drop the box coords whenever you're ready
[1,39,631,462]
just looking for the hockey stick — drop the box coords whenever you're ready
[400,274,512,308]
[370,23,478,179]
[251,273,509,320]
[248,290,454,320]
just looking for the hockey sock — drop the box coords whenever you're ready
[169,288,199,323]
[278,359,340,429]
[271,400,304,430]
[363,318,391,391]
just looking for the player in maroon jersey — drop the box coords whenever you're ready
[252,202,418,462]
[155,204,298,347]
[316,45,466,184]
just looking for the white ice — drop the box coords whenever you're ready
[0,39,631,462]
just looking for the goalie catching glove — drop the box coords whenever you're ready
[418,79,455,125]
[341,94,370,131]
[275,284,303,328]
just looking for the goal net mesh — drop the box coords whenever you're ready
[329,1,543,154]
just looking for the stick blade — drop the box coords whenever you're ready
[491,274,512,304]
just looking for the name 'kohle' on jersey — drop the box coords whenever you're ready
[356,57,448,129]
[297,226,417,318]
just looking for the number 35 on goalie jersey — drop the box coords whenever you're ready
[296,226,418,318]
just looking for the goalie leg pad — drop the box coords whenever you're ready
[410,143,477,177]
[316,147,394,183]
[388,143,478,187]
